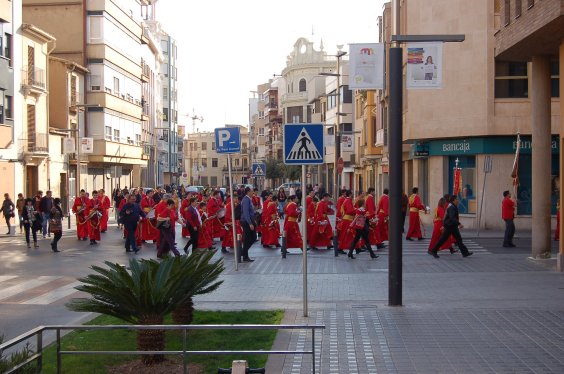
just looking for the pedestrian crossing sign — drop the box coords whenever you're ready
[252,162,266,176]
[284,123,324,165]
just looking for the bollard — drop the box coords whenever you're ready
[236,233,242,263]
[333,228,339,257]
[232,360,247,374]
[281,230,287,258]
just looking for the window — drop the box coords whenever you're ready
[4,33,11,66]
[163,108,168,121]
[211,142,215,150]
[515,0,522,17]
[201,158,207,167]
[113,129,120,142]
[234,158,239,167]
[495,61,528,98]
[299,78,306,92]
[504,0,511,25]
[135,134,142,145]
[105,126,112,140]
[0,90,4,123]
[210,176,217,186]
[201,142,207,151]
[161,40,168,54]
[113,77,120,95]
[341,85,352,104]
[127,136,134,145]
[258,128,265,135]
[448,156,476,214]
[88,16,103,43]
[70,75,77,106]
[163,87,168,99]
[4,95,12,120]
[551,60,559,98]
[212,158,218,167]
[343,123,353,132]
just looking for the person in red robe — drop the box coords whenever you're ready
[71,189,89,240]
[366,188,385,249]
[338,190,356,253]
[222,195,243,253]
[406,187,427,240]
[428,197,457,253]
[306,192,317,248]
[252,189,262,236]
[97,188,111,233]
[85,190,102,245]
[206,191,225,240]
[198,202,214,249]
[156,199,181,258]
[262,195,280,248]
[335,189,346,243]
[260,193,272,243]
[310,193,333,250]
[375,188,389,246]
[284,195,303,250]
[140,191,159,243]
[180,194,192,238]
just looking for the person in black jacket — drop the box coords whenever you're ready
[22,198,42,248]
[119,194,145,253]
[428,195,473,259]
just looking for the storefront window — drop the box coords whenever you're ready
[448,156,476,214]
[516,154,559,215]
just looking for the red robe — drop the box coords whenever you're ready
[141,196,159,242]
[71,196,89,239]
[376,194,389,242]
[338,198,356,250]
[428,205,455,251]
[284,201,303,249]
[252,195,262,234]
[198,211,214,249]
[97,195,111,232]
[85,198,102,241]
[222,202,242,249]
[311,200,333,247]
[335,196,345,236]
[207,197,225,239]
[262,201,280,246]
[260,198,271,241]
[306,197,316,244]
[366,194,382,245]
[406,194,425,239]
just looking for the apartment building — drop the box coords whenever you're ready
[250,80,282,162]
[0,0,21,200]
[185,125,249,187]
[23,0,151,192]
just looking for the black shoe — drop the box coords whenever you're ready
[348,253,356,259]
[262,244,271,248]
[126,248,132,252]
[90,240,97,245]
[310,247,319,251]
[327,245,334,249]
[134,248,140,254]
[462,251,473,258]
[406,237,414,241]
[242,257,255,262]
[338,249,347,255]
[449,248,459,254]
[275,244,281,248]
[221,247,228,254]
[418,237,425,240]
[356,249,367,254]
[370,254,379,259]
[183,247,189,254]
[428,250,439,258]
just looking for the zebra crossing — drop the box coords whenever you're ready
[394,238,491,255]
[0,230,78,245]
[0,275,81,305]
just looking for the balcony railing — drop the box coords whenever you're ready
[23,132,48,153]
[222,166,249,172]
[22,66,46,90]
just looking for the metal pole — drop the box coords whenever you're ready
[228,153,238,271]
[477,170,487,237]
[302,164,308,317]
[76,117,81,197]
[388,46,403,307]
[334,56,341,199]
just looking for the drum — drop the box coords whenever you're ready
[217,208,226,219]
[146,209,155,219]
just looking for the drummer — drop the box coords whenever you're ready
[206,190,226,241]
[141,190,159,244]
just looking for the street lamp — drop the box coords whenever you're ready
[320,50,346,200]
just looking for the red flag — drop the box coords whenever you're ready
[511,134,520,187]
[453,167,462,195]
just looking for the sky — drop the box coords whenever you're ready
[156,0,386,133]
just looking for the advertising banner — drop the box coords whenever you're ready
[349,43,384,89]
[407,42,443,89]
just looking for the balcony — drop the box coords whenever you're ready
[22,132,49,164]
[88,139,145,166]
[141,59,151,82]
[21,66,46,96]
[222,166,250,172]
[281,92,308,104]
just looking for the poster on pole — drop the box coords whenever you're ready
[348,43,384,90]
[63,138,75,153]
[341,134,354,152]
[81,137,94,153]
[406,42,443,89]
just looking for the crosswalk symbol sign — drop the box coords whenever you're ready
[284,124,324,165]
[252,162,266,176]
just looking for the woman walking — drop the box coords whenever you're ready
[50,198,64,252]
[428,197,456,254]
[277,187,287,219]
[347,199,379,260]
[22,198,41,248]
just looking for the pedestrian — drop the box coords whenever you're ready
[428,195,473,258]
[120,194,145,253]
[85,190,102,245]
[97,189,111,233]
[240,187,256,262]
[156,199,181,258]
[72,190,89,240]
[49,198,64,252]
[113,189,124,228]
[183,197,201,254]
[22,198,41,248]
[1,193,15,235]
[428,197,456,254]
[502,190,516,247]
[338,190,356,253]
[347,199,379,260]
[277,187,287,219]
[366,187,385,249]
[406,187,427,240]
[261,195,280,248]
[16,193,25,234]
[284,195,303,250]
[39,190,53,238]
[221,195,242,253]
[311,193,334,251]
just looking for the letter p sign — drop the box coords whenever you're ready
[214,127,241,154]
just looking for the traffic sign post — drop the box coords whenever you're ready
[284,123,325,318]
[252,162,266,177]
[214,127,241,271]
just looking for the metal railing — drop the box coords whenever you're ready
[0,324,325,374]
[21,66,46,90]
[22,132,49,153]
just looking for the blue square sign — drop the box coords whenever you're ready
[215,127,241,154]
[284,123,324,165]
[252,162,266,176]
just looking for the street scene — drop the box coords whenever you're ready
[2,0,564,373]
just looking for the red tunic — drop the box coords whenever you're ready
[85,198,102,241]
[406,194,425,239]
[180,199,191,238]
[428,205,455,251]
[284,202,303,249]
[502,197,515,220]
[311,200,333,247]
[222,202,242,249]
[262,201,280,246]
[207,197,225,239]
[338,198,356,250]
[141,196,159,242]
[366,194,382,245]
[198,211,214,249]
[306,198,316,244]
[97,195,111,232]
[72,196,89,239]
[376,194,389,242]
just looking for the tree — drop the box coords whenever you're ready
[66,252,224,365]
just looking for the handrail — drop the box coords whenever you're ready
[0,324,325,374]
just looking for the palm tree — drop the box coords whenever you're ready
[66,252,224,365]
[171,251,224,325]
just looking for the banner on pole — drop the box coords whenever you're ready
[406,42,443,89]
[341,134,354,152]
[63,138,75,153]
[81,137,94,153]
[348,43,384,90]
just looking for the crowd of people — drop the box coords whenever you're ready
[1,182,532,260]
